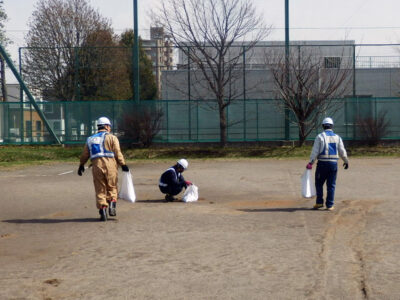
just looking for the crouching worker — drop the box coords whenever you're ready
[78,117,129,221]
[159,159,192,202]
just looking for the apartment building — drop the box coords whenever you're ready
[142,27,174,99]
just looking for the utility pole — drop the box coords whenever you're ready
[133,0,140,102]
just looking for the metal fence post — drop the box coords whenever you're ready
[354,97,358,139]
[226,103,229,141]
[64,102,68,141]
[196,99,199,141]
[353,45,356,97]
[243,46,246,141]
[187,47,191,101]
[18,47,24,142]
[166,100,169,142]
[133,0,139,102]
[345,98,348,139]
[284,0,290,141]
[256,100,259,141]
[5,103,9,142]
[187,47,192,140]
[88,101,92,136]
[30,104,33,142]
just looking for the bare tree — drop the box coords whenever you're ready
[23,0,112,101]
[120,104,164,147]
[267,45,352,146]
[357,111,390,146]
[156,0,269,146]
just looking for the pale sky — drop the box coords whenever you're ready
[4,0,400,79]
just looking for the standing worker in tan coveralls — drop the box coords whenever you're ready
[78,117,129,221]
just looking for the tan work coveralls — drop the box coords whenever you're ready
[80,130,126,209]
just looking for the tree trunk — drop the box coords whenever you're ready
[298,122,306,147]
[219,105,227,147]
[0,56,7,102]
[298,136,306,147]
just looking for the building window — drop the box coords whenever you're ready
[324,57,341,68]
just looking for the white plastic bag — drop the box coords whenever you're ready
[119,171,136,203]
[301,169,316,198]
[182,184,198,202]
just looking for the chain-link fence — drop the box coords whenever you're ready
[1,97,399,145]
[2,43,400,145]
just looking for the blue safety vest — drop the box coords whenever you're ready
[87,131,115,160]
[318,131,340,162]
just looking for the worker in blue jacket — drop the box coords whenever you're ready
[307,117,349,211]
[159,159,192,202]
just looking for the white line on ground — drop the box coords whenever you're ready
[1,167,87,178]
[58,170,73,176]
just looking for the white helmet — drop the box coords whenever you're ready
[177,158,188,170]
[97,117,111,126]
[322,117,334,126]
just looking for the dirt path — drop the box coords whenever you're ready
[0,158,399,299]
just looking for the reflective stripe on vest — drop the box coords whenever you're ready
[318,131,340,162]
[87,131,115,160]
[159,167,180,187]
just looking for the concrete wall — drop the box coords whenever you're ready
[355,68,400,97]
[161,67,400,100]
[161,69,277,100]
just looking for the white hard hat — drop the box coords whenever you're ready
[97,117,111,126]
[322,117,334,125]
[177,158,188,170]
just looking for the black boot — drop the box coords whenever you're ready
[165,194,175,202]
[109,201,117,216]
[99,207,107,221]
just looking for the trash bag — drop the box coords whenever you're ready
[182,184,198,203]
[301,169,316,198]
[119,171,136,203]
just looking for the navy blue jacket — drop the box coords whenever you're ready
[159,166,187,195]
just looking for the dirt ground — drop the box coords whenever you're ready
[1,158,400,300]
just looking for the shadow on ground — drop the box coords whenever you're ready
[2,218,114,224]
[238,207,312,213]
[135,199,166,203]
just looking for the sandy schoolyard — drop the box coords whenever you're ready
[1,158,399,299]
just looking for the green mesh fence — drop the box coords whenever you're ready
[0,98,399,145]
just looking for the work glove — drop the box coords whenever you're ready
[343,163,349,170]
[306,163,313,170]
[185,180,192,186]
[78,165,85,176]
[121,165,129,172]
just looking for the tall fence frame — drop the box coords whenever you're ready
[2,43,400,145]
[1,97,399,145]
